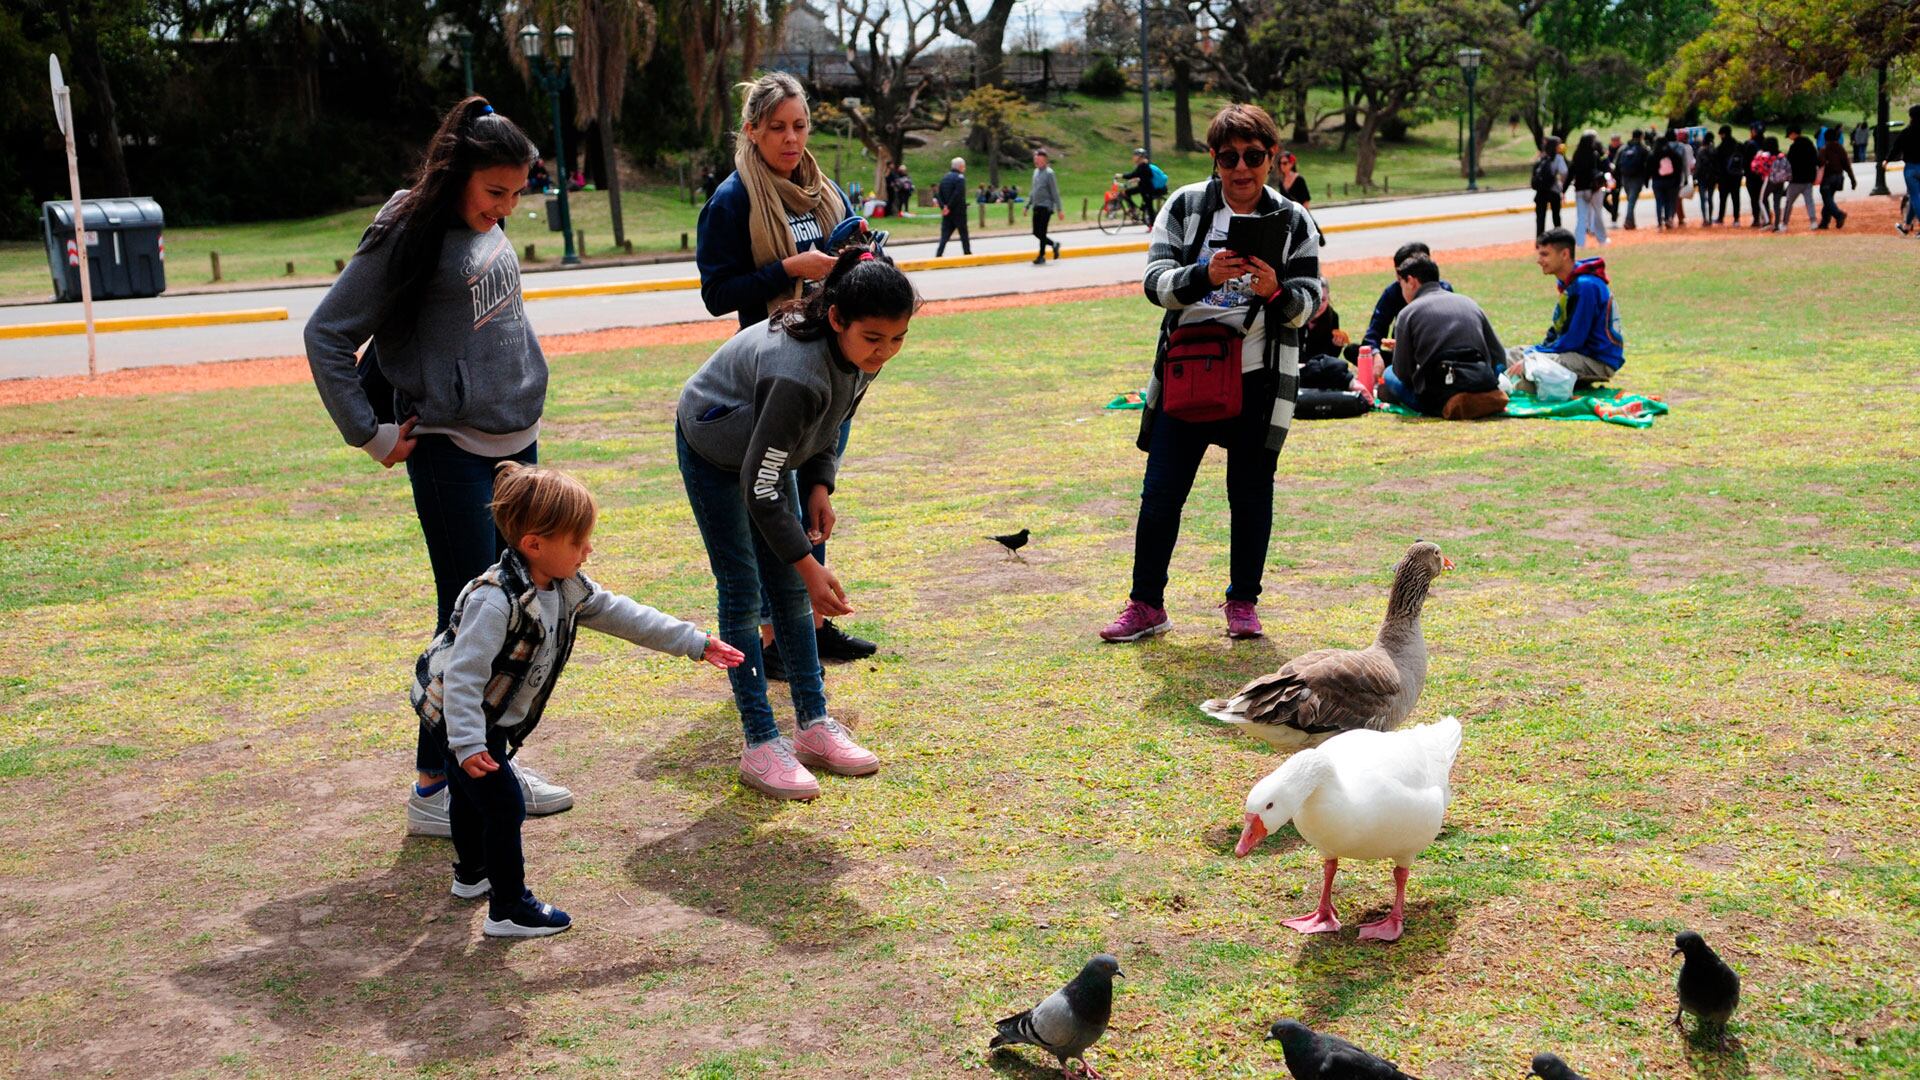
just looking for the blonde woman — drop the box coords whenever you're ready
[693,73,875,674]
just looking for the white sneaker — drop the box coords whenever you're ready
[512,761,575,816]
[405,761,574,838]
[451,871,491,899]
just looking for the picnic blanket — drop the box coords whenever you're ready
[1380,386,1669,428]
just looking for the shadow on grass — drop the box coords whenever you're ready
[1291,896,1464,1025]
[1680,1023,1753,1080]
[988,1045,1083,1078]
[1133,637,1284,730]
[173,843,672,1064]
[625,722,874,951]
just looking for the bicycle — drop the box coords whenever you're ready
[1098,175,1154,234]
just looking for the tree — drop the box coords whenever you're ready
[670,0,791,145]
[942,0,1020,87]
[506,0,658,248]
[954,84,1031,185]
[1524,0,1711,140]
[1084,0,1206,150]
[1658,0,1920,116]
[837,0,954,194]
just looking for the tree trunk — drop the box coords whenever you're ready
[60,5,133,197]
[1173,60,1198,151]
[1354,112,1382,189]
[600,110,627,247]
[1339,73,1357,152]
[1470,107,1497,182]
[1291,83,1310,145]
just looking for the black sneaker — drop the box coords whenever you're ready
[483,895,571,938]
[816,620,877,661]
[762,637,789,682]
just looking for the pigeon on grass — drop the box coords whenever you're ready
[1527,1051,1588,1080]
[1672,929,1741,1049]
[986,528,1031,561]
[989,953,1120,1078]
[1267,1019,1421,1080]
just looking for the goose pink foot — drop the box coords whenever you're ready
[1282,859,1343,934]
[1357,867,1410,943]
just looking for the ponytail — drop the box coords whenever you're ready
[769,244,919,341]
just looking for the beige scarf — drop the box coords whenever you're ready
[735,140,846,316]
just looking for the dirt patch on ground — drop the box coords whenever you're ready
[11,200,1902,409]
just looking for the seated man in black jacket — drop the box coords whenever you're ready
[1381,255,1507,419]
[1362,241,1452,353]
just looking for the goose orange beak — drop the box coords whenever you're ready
[1235,814,1267,857]
[1441,557,1455,572]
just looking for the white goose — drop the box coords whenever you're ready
[1200,541,1450,750]
[1233,716,1462,943]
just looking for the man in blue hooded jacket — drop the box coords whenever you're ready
[1505,227,1624,395]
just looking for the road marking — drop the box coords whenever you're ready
[0,307,290,339]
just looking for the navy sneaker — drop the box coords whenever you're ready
[451,868,490,900]
[816,620,877,661]
[483,895,572,938]
[762,637,789,682]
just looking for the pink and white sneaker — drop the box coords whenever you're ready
[739,738,821,801]
[1099,599,1171,642]
[1221,599,1263,639]
[792,718,880,777]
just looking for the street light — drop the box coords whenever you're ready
[1455,47,1483,191]
[520,22,580,265]
[455,29,475,96]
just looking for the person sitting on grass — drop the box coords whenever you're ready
[1505,227,1624,396]
[1360,241,1452,354]
[1379,255,1507,419]
[1298,276,1355,392]
[412,462,744,938]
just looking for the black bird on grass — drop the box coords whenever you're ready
[1672,929,1742,1049]
[1267,1019,1422,1080]
[989,953,1120,1079]
[987,527,1031,561]
[1528,1051,1588,1080]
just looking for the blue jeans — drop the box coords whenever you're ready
[443,743,529,921]
[407,435,538,772]
[1129,372,1280,609]
[1905,166,1920,228]
[1653,182,1679,227]
[676,424,829,745]
[1623,178,1646,226]
[1574,189,1608,246]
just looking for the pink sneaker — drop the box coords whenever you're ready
[1221,599,1262,639]
[739,739,821,800]
[792,718,880,777]
[1099,599,1171,642]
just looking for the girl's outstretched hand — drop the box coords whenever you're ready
[702,634,745,669]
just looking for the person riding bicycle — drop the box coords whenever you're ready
[1119,148,1168,221]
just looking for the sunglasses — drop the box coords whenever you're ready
[1214,148,1271,170]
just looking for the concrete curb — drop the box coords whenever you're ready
[0,307,290,340]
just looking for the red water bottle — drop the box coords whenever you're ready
[1356,345,1377,404]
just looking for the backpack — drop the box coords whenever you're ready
[1749,150,1770,178]
[1617,142,1647,179]
[1410,345,1500,416]
[1148,163,1169,193]
[1767,153,1791,185]
[1531,155,1558,193]
[1724,148,1746,180]
[1657,153,1675,177]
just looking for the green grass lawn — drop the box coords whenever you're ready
[1,230,1916,1077]
[0,91,1776,303]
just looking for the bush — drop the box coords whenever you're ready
[1380,115,1411,142]
[1079,55,1127,98]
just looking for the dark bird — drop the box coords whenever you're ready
[1672,929,1742,1049]
[986,527,1031,561]
[1267,1019,1422,1080]
[989,953,1120,1078]
[1528,1051,1588,1080]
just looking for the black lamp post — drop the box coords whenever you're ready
[455,29,475,96]
[1872,59,1891,197]
[1456,47,1483,191]
[520,21,579,266]
[1138,0,1152,159]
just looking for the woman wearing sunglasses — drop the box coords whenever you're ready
[1100,104,1324,644]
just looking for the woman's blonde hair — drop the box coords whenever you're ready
[491,462,597,546]
[738,72,808,132]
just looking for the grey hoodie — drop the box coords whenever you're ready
[305,192,547,460]
[677,322,873,564]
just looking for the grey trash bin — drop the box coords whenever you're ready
[42,197,167,302]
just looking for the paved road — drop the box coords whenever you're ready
[1,179,1901,381]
